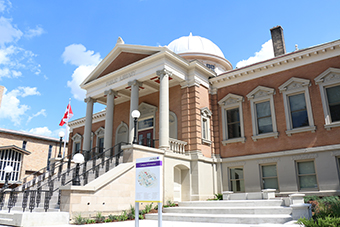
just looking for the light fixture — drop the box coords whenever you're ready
[131,110,140,144]
[72,153,84,186]
[58,131,65,158]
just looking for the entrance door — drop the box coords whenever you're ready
[138,129,153,147]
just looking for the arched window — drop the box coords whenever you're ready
[169,111,177,139]
[115,122,129,154]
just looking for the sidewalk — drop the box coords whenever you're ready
[47,220,303,227]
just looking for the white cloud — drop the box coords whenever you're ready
[67,64,97,100]
[28,126,52,136]
[62,44,101,66]
[0,16,23,46]
[0,86,41,125]
[236,40,274,68]
[18,86,40,97]
[25,25,45,39]
[0,0,11,13]
[26,109,46,123]
[63,44,101,101]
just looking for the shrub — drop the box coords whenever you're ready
[104,218,112,223]
[95,212,105,223]
[214,193,223,200]
[74,214,86,225]
[108,214,118,221]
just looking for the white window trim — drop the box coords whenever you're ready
[200,107,212,145]
[315,67,340,130]
[72,133,82,154]
[278,77,316,136]
[247,86,278,141]
[95,127,105,148]
[295,159,319,191]
[218,94,245,145]
[260,163,279,191]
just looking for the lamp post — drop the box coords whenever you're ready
[58,131,65,158]
[72,153,84,186]
[131,110,140,144]
[3,166,13,190]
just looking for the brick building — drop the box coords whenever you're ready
[0,128,67,186]
[68,26,340,201]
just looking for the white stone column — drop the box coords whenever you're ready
[128,80,143,143]
[104,89,117,150]
[157,69,171,149]
[83,97,95,152]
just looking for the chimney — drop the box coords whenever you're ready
[270,26,286,57]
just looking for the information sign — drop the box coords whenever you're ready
[135,156,162,203]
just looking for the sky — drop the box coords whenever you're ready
[0,0,340,139]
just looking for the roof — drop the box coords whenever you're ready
[0,128,62,143]
[0,145,31,155]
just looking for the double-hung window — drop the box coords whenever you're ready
[72,133,82,155]
[261,164,279,190]
[218,94,245,145]
[315,67,340,129]
[247,86,278,141]
[279,77,315,136]
[296,160,318,190]
[229,167,245,192]
[200,107,212,145]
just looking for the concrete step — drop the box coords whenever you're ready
[163,206,292,215]
[178,200,284,207]
[145,213,293,224]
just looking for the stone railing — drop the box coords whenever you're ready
[169,138,187,154]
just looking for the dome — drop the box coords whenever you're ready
[167,33,225,59]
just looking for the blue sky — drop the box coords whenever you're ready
[0,0,340,139]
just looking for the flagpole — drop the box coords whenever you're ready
[63,98,71,158]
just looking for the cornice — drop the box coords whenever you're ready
[210,39,340,88]
[68,110,106,129]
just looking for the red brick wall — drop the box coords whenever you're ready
[216,56,340,158]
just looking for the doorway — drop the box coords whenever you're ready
[138,129,154,147]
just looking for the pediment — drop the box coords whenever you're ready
[246,86,275,100]
[315,67,340,85]
[218,93,244,106]
[278,77,310,93]
[81,44,163,87]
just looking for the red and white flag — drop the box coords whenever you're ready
[59,104,73,126]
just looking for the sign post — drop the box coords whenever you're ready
[135,156,163,227]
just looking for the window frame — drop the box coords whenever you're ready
[260,163,279,191]
[315,67,340,130]
[95,127,105,152]
[229,166,245,192]
[247,86,278,141]
[278,77,316,136]
[218,94,245,145]
[296,160,318,191]
[200,107,212,145]
[72,133,82,154]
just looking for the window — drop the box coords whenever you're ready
[247,86,278,141]
[261,164,279,190]
[169,112,178,139]
[218,94,245,145]
[296,160,318,190]
[279,77,315,136]
[22,141,27,150]
[95,127,105,154]
[72,133,82,155]
[229,167,244,192]
[315,67,340,129]
[0,148,22,182]
[200,107,212,145]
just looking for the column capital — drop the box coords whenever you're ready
[104,89,118,97]
[156,68,172,78]
[128,79,143,87]
[84,97,95,103]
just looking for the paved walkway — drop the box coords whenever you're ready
[46,220,303,227]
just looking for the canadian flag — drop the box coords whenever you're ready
[59,104,73,126]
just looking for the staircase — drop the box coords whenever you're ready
[145,200,294,225]
[0,143,127,214]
